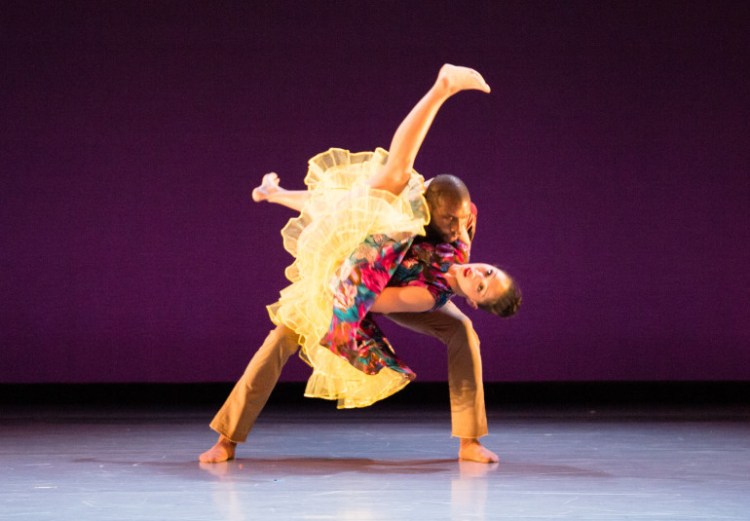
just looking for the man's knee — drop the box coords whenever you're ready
[442,313,477,346]
[272,325,301,356]
[255,325,300,362]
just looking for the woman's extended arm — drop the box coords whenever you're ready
[369,286,436,314]
[368,64,490,195]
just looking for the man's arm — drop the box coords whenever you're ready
[467,202,477,243]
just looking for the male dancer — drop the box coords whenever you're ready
[200,65,498,464]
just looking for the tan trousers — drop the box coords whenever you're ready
[209,300,487,442]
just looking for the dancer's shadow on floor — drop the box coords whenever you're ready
[72,455,459,481]
[195,457,608,480]
[198,456,458,479]
[72,456,608,481]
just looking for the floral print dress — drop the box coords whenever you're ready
[321,234,470,382]
[269,147,469,408]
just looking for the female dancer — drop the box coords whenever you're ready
[255,64,520,409]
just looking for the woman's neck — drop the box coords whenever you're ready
[445,265,464,296]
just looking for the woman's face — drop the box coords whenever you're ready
[457,263,510,305]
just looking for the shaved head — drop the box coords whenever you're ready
[423,174,472,243]
[424,174,471,209]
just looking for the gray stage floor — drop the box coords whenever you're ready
[2,403,749,520]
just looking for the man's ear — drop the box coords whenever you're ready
[465,298,478,310]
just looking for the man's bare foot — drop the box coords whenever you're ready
[438,64,491,95]
[252,172,283,202]
[458,438,499,463]
[198,435,237,463]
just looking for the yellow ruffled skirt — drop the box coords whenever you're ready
[267,148,430,408]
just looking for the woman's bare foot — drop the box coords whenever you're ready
[458,438,499,463]
[438,64,491,96]
[252,172,283,202]
[198,435,237,463]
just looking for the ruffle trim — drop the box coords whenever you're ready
[267,147,428,408]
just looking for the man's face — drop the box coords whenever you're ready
[427,195,472,243]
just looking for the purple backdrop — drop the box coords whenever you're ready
[2,1,748,383]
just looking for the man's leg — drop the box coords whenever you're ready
[386,302,498,463]
[199,324,300,463]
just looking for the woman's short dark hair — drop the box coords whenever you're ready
[478,277,522,317]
